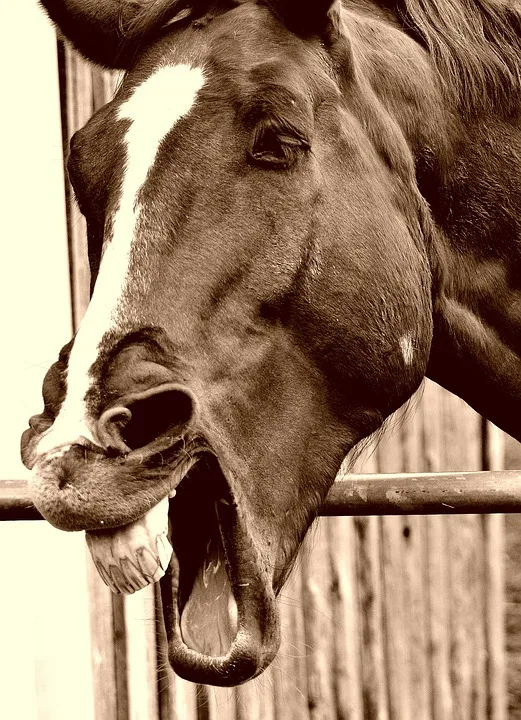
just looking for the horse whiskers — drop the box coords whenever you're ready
[64,482,87,501]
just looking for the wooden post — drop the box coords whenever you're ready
[302,521,337,720]
[353,450,389,720]
[272,563,309,719]
[483,422,507,720]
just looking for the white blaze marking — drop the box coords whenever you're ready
[400,334,414,365]
[36,64,205,456]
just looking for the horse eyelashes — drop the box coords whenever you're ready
[249,120,311,167]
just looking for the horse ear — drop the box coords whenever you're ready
[267,0,342,42]
[39,0,189,69]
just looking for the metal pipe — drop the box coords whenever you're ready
[2,471,521,522]
[322,471,521,516]
[0,480,43,521]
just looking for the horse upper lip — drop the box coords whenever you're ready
[27,441,198,532]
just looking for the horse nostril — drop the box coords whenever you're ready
[97,384,195,453]
[97,406,133,453]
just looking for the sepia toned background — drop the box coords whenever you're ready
[1,2,519,718]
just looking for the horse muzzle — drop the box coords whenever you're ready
[23,379,198,530]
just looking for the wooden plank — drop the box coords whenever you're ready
[112,594,130,720]
[378,422,413,720]
[442,392,483,720]
[235,680,267,720]
[302,520,336,719]
[483,423,507,720]
[401,397,431,720]
[352,449,389,720]
[272,562,309,720]
[85,552,119,720]
[327,516,363,720]
[62,45,94,325]
[257,667,277,720]
[422,381,452,720]
[354,514,389,720]
[402,514,430,720]
[426,514,453,720]
[445,512,487,720]
[235,666,276,720]
[205,686,236,719]
[380,405,432,720]
[483,513,506,720]
[124,586,160,720]
[155,586,199,720]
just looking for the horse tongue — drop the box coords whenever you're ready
[180,539,238,657]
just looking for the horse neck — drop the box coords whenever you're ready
[419,113,521,442]
[416,105,521,441]
[351,10,521,441]
[426,244,521,441]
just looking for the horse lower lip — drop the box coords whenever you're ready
[159,459,280,686]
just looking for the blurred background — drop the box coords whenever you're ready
[2,2,521,718]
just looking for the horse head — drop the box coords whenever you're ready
[22,0,435,685]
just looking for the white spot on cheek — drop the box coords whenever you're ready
[400,334,414,365]
[36,64,206,457]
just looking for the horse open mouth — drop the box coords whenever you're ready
[168,457,238,658]
[159,455,280,685]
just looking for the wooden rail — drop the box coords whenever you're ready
[3,470,521,522]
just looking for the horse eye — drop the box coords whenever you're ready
[249,125,310,168]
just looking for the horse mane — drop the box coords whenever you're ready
[122,0,521,116]
[387,0,521,116]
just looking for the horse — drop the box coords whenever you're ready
[21,0,521,687]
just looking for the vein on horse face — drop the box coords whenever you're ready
[36,64,206,457]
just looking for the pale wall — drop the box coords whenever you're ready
[0,3,95,718]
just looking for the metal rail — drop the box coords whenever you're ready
[322,470,521,515]
[0,481,42,521]
[3,471,521,521]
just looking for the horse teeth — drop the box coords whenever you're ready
[157,533,173,571]
[86,496,171,593]
[136,546,162,578]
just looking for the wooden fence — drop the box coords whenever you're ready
[1,33,508,720]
